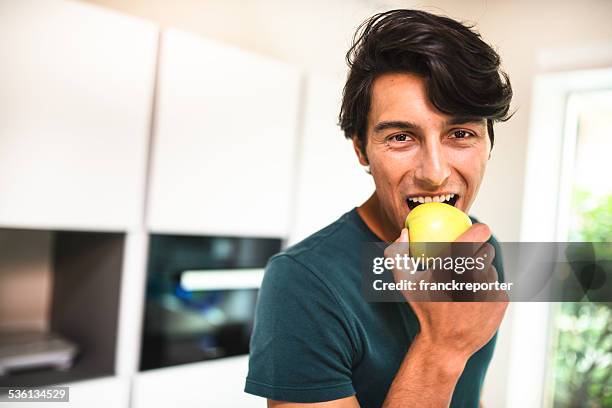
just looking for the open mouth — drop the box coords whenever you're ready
[406,194,459,210]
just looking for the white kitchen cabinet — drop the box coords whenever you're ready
[132,355,259,408]
[0,0,158,231]
[9,376,130,408]
[289,73,373,245]
[147,29,300,238]
[63,377,130,408]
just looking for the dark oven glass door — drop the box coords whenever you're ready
[140,234,281,371]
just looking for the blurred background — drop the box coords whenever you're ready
[0,0,610,407]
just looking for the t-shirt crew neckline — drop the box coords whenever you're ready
[348,207,385,243]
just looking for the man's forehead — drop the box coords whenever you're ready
[369,73,427,109]
[368,73,486,131]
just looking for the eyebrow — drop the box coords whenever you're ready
[445,116,486,126]
[373,116,485,133]
[373,120,418,133]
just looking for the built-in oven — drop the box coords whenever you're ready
[139,234,281,371]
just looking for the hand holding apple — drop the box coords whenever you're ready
[390,211,508,363]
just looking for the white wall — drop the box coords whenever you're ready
[79,0,612,242]
[289,72,373,244]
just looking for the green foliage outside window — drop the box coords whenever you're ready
[552,191,612,408]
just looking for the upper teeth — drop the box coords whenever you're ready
[408,194,455,203]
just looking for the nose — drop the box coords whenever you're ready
[414,139,451,188]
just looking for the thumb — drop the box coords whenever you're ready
[384,227,409,260]
[395,227,409,243]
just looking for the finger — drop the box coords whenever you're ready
[385,228,410,260]
[487,264,501,283]
[396,228,409,243]
[445,224,491,264]
[469,245,497,285]
[474,242,495,275]
[484,265,510,302]
[455,223,491,244]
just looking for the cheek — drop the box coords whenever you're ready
[453,147,488,186]
[369,153,409,189]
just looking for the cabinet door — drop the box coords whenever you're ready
[0,0,157,231]
[132,356,259,408]
[12,376,129,408]
[148,29,300,237]
[289,73,373,245]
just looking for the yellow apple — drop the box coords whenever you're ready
[405,202,472,257]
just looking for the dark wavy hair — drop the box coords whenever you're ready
[339,9,513,156]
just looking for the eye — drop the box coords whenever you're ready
[387,133,412,143]
[451,130,474,139]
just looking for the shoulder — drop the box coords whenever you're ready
[253,216,360,347]
[283,210,357,260]
[259,210,362,308]
[267,210,360,276]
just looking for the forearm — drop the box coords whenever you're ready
[383,335,468,408]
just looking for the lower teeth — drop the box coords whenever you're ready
[409,198,454,207]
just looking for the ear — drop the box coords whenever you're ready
[351,135,369,166]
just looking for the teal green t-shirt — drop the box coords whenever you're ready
[245,208,503,407]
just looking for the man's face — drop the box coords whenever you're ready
[354,72,491,231]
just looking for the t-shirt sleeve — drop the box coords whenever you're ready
[244,254,357,403]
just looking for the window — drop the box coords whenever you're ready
[546,90,612,407]
[509,68,612,408]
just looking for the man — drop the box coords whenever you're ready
[245,9,513,407]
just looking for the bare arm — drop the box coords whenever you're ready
[381,335,468,407]
[268,396,360,407]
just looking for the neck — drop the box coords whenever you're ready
[357,193,401,243]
